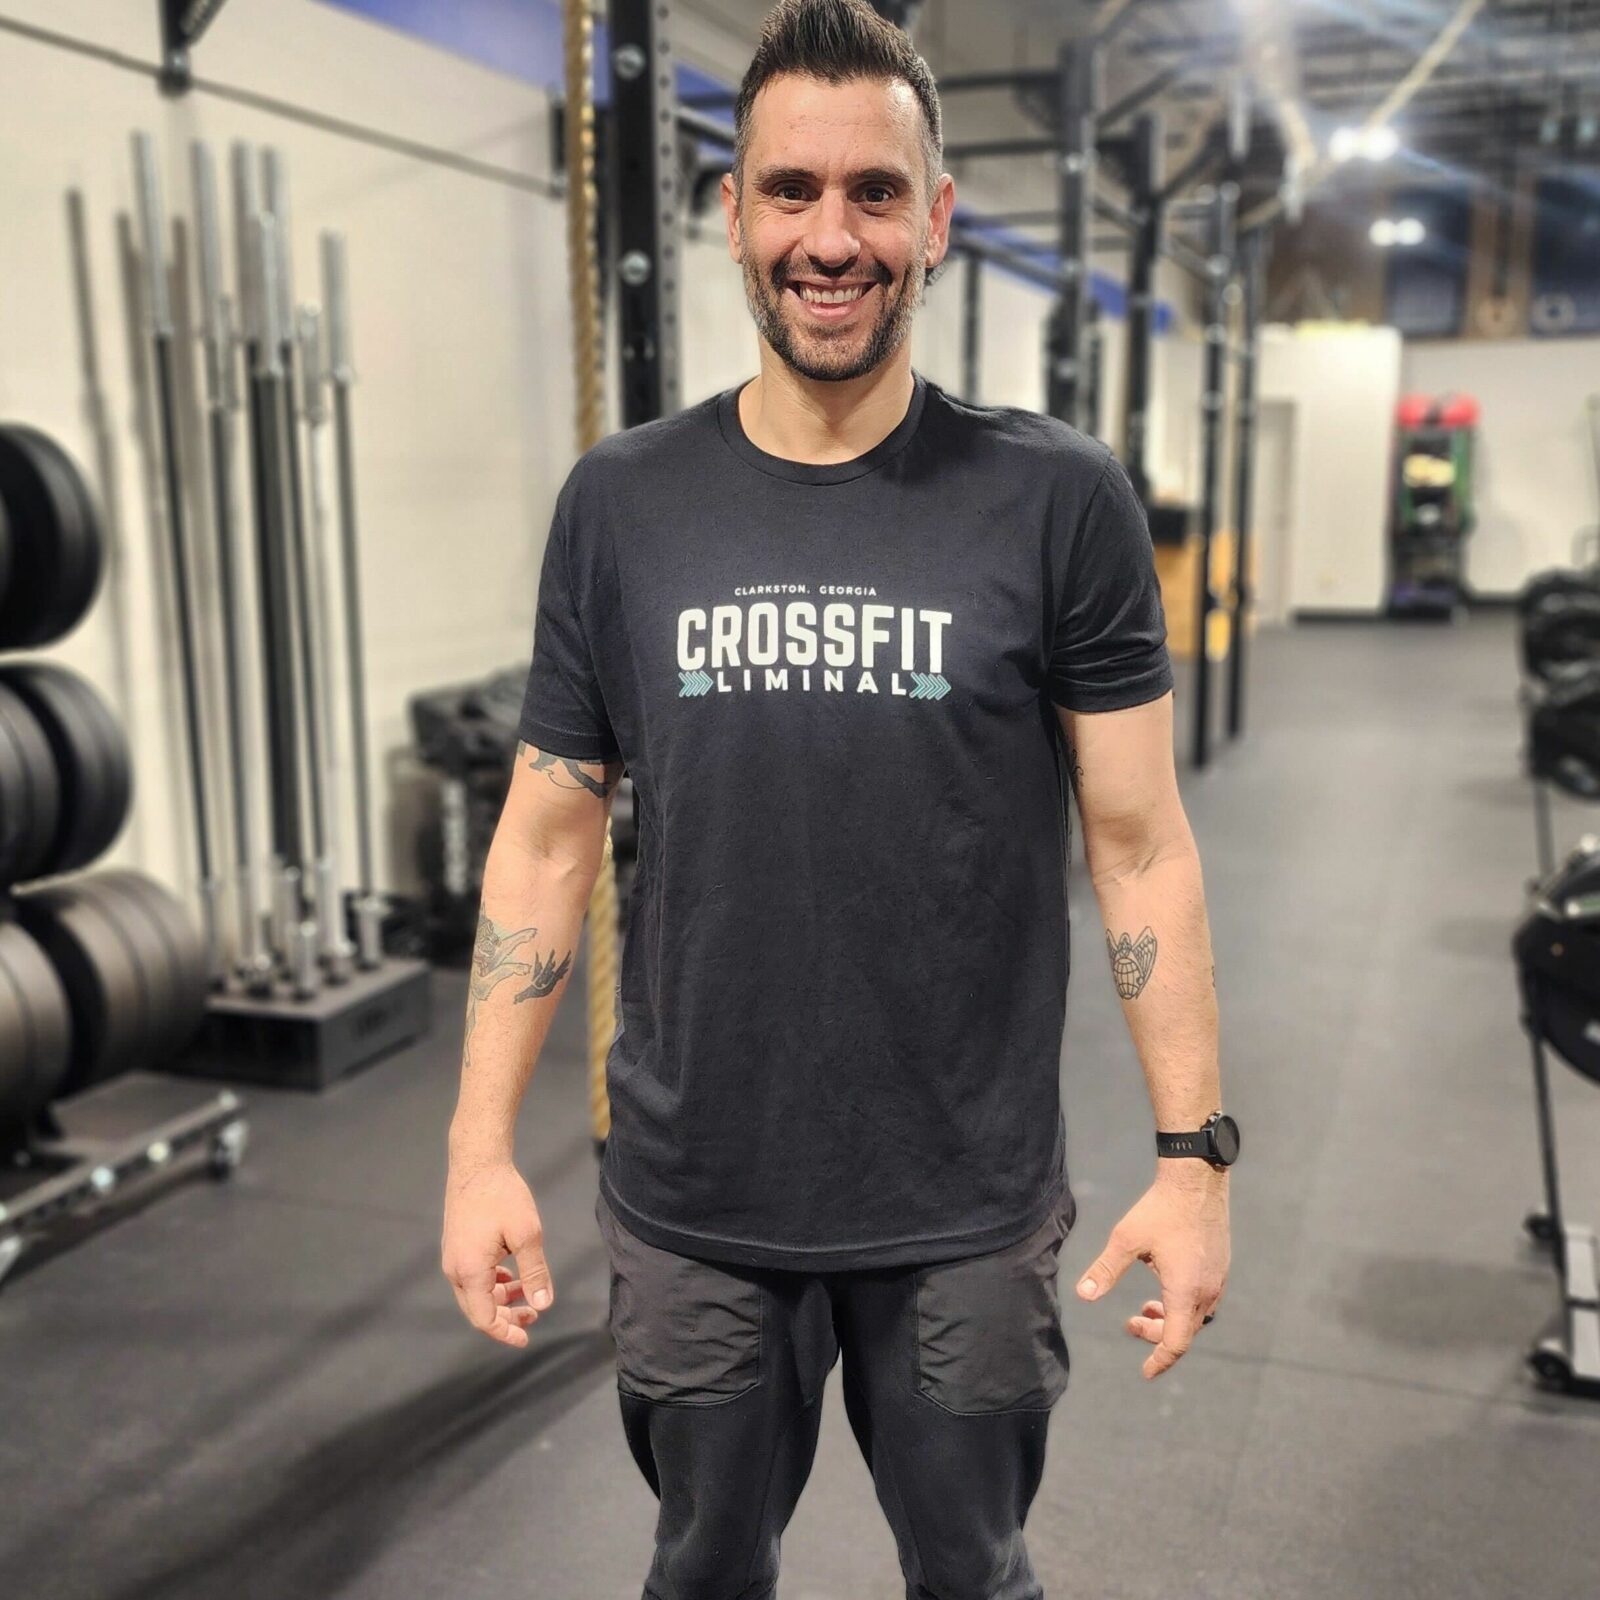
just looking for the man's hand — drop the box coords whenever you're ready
[441,1161,556,1349]
[1073,1165,1230,1380]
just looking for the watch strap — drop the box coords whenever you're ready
[1156,1128,1215,1160]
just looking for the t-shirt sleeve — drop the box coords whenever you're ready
[1048,450,1175,712]
[517,500,621,761]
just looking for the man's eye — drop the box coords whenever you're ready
[862,187,893,204]
[775,185,806,201]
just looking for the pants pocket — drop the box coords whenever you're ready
[596,1189,764,1406]
[913,1188,1074,1416]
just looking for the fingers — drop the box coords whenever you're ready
[492,1265,553,1318]
[1143,1293,1202,1381]
[515,1242,556,1318]
[1126,1298,1165,1345]
[1075,1230,1140,1302]
[451,1261,532,1349]
[1123,1296,1222,1375]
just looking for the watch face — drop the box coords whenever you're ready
[1212,1114,1240,1164]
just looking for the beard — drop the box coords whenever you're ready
[740,236,926,383]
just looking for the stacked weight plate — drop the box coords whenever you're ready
[0,425,103,652]
[0,423,207,1136]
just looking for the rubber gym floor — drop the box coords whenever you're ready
[2,610,1597,1600]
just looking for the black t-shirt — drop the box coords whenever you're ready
[518,369,1172,1271]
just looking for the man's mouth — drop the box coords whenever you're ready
[786,281,877,319]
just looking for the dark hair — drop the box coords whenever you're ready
[732,0,943,205]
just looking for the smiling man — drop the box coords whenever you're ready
[441,2,1234,1596]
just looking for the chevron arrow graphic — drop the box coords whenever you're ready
[678,670,713,696]
[910,673,950,700]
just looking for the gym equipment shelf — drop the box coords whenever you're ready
[0,1071,247,1290]
[172,954,433,1091]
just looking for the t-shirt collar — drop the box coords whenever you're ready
[717,369,928,485]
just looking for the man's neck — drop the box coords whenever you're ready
[738,351,915,466]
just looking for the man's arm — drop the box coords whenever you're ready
[1056,691,1220,1153]
[448,740,622,1169]
[1055,690,1229,1380]
[441,739,622,1348]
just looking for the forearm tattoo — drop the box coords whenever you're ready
[1106,926,1159,1000]
[519,739,624,799]
[463,911,574,1070]
[472,911,573,1007]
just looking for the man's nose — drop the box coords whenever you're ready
[802,190,861,267]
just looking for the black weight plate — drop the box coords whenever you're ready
[0,426,91,649]
[49,663,132,869]
[88,871,191,1067]
[99,869,208,1059]
[0,687,34,885]
[0,494,11,611]
[0,933,33,1140]
[0,664,131,875]
[25,426,104,628]
[14,426,103,642]
[73,874,169,1075]
[0,678,62,886]
[0,919,72,1139]
[14,880,149,1094]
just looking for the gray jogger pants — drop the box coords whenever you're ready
[595,1184,1078,1600]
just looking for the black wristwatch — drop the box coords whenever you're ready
[1156,1112,1239,1173]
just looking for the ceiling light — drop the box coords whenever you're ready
[1331,124,1399,163]
[1370,217,1425,248]
[1364,125,1399,161]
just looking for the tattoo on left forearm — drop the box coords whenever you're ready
[1106,926,1159,1000]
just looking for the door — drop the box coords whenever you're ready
[1250,399,1297,626]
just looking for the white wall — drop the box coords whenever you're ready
[1401,337,1600,596]
[1258,324,1402,615]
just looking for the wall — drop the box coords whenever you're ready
[1401,337,1600,596]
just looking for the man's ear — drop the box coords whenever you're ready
[721,172,742,263]
[924,171,955,271]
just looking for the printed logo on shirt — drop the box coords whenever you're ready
[676,586,953,701]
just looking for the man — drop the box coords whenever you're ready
[442,1,1234,1595]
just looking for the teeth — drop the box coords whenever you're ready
[798,284,867,305]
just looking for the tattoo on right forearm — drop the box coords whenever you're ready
[462,908,574,1069]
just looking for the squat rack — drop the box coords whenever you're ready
[603,0,1279,768]
[936,46,1280,771]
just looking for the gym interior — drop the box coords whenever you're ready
[2,1,1599,1596]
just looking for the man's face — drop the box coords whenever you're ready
[722,73,953,383]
